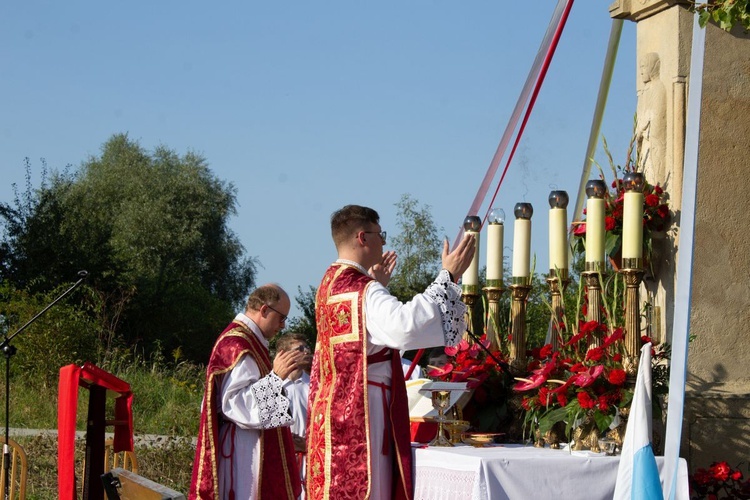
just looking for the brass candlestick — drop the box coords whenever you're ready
[509,280,532,373]
[582,261,605,350]
[461,285,480,341]
[546,269,569,352]
[483,280,504,351]
[620,258,645,377]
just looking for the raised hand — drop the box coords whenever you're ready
[441,233,476,281]
[369,250,397,286]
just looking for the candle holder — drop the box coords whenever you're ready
[508,279,532,373]
[546,269,569,352]
[482,282,505,351]
[619,259,645,377]
[462,285,480,330]
[582,261,606,350]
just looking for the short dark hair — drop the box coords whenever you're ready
[330,205,379,248]
[275,332,309,352]
[246,284,286,312]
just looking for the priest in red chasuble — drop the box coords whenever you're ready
[190,284,305,500]
[306,205,476,500]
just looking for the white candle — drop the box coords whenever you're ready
[512,219,531,278]
[585,198,605,263]
[487,222,504,280]
[462,230,480,286]
[622,191,644,259]
[549,207,567,271]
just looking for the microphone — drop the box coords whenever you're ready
[78,270,89,279]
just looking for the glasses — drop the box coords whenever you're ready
[293,345,311,353]
[362,231,387,244]
[265,304,287,323]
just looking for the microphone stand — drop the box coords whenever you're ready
[0,270,88,498]
[464,327,511,374]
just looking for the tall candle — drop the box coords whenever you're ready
[462,215,481,286]
[622,173,645,259]
[585,180,607,263]
[487,208,505,281]
[623,192,644,259]
[462,230,480,286]
[548,191,569,272]
[512,203,533,278]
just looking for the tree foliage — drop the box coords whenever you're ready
[388,194,443,302]
[281,285,318,349]
[693,1,750,32]
[0,135,257,362]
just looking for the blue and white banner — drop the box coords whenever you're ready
[613,343,664,500]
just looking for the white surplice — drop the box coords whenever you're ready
[284,371,310,499]
[336,260,465,500]
[284,371,310,439]
[217,313,295,500]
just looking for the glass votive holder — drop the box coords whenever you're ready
[598,437,618,456]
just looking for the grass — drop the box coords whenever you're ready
[0,352,204,499]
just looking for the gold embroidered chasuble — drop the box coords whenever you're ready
[306,263,413,500]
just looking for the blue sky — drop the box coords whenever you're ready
[1,2,637,319]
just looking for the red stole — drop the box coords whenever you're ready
[306,264,413,500]
[189,322,301,500]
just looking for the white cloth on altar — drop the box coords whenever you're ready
[336,260,465,500]
[412,445,690,500]
[217,313,294,500]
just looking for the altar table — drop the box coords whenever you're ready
[412,444,690,500]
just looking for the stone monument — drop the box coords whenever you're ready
[610,0,750,472]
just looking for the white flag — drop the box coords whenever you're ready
[613,343,664,500]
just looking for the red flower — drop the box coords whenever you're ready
[613,353,622,362]
[585,347,604,362]
[572,365,604,388]
[604,216,616,231]
[577,391,596,409]
[654,185,663,195]
[572,223,586,236]
[539,344,553,359]
[597,395,609,411]
[608,369,627,386]
[556,392,568,407]
[645,193,660,207]
[710,462,731,481]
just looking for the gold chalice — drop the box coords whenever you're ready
[428,390,453,447]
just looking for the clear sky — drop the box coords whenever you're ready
[0,1,637,319]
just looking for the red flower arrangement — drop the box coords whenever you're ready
[427,335,512,431]
[514,320,636,439]
[689,461,750,499]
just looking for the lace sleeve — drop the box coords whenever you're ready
[250,371,294,429]
[423,269,467,346]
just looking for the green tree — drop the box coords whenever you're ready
[282,285,318,349]
[388,194,443,303]
[0,135,257,361]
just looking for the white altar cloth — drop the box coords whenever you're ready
[412,444,690,500]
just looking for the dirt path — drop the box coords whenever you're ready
[6,427,197,447]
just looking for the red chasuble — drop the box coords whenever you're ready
[189,322,301,500]
[306,263,413,500]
